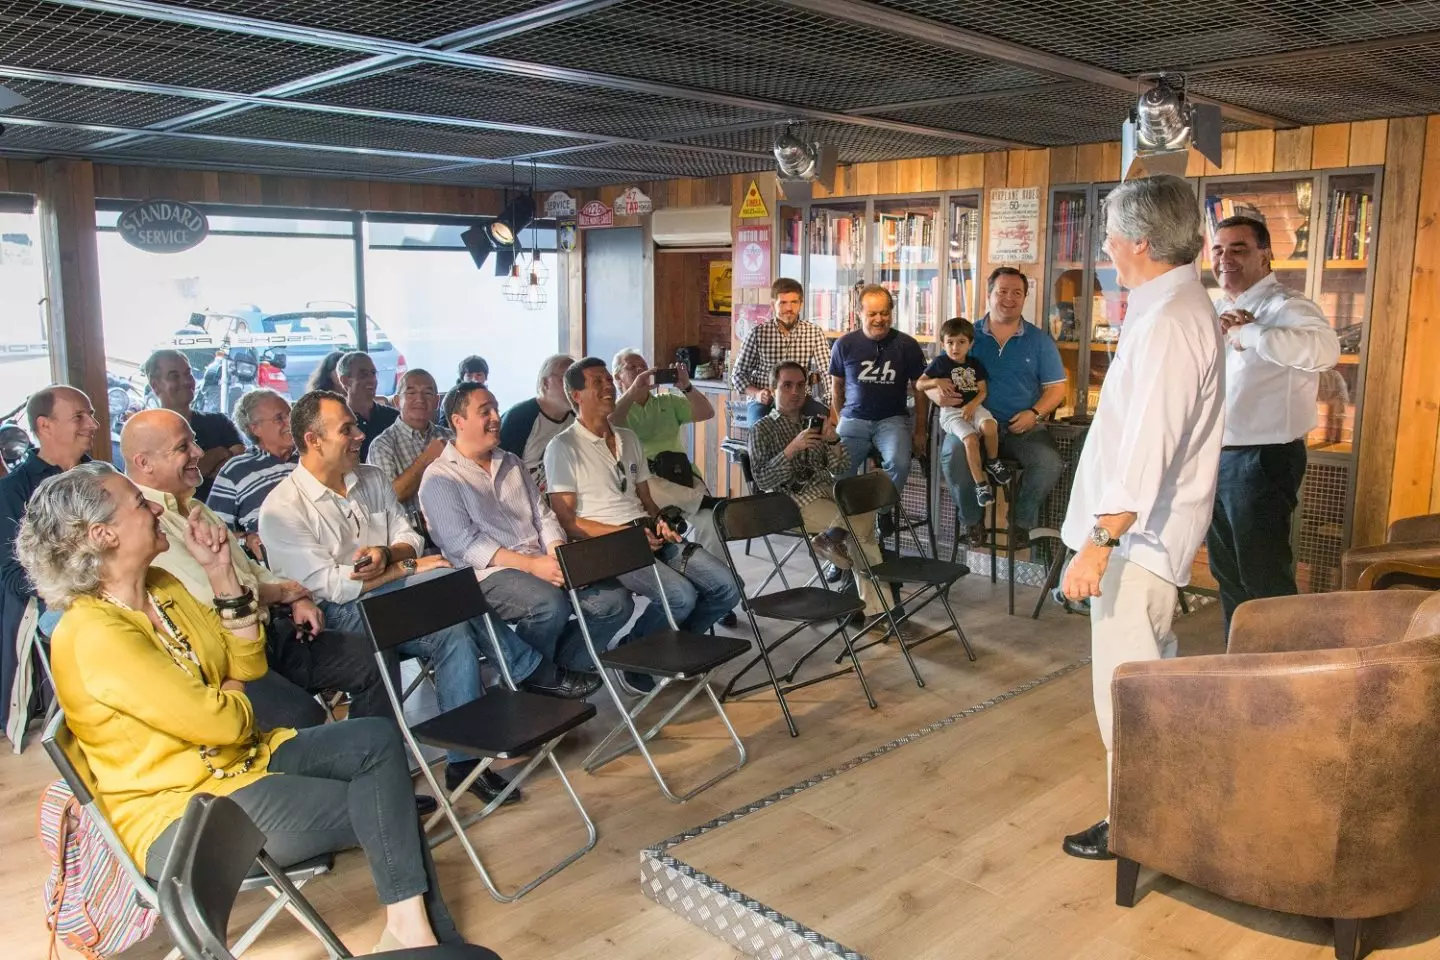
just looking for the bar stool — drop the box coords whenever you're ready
[950,458,1024,614]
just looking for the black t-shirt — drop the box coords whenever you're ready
[923,354,989,407]
[355,402,400,461]
[188,409,244,502]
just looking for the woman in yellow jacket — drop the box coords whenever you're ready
[18,461,459,952]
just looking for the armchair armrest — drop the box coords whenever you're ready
[1227,592,1432,655]
[1357,559,1440,591]
[1388,513,1440,544]
[1341,539,1440,590]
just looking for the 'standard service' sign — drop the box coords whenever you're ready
[118,199,210,253]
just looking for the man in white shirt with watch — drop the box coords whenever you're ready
[1057,175,1225,861]
[1206,216,1340,636]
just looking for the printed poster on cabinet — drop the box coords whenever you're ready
[987,187,1040,263]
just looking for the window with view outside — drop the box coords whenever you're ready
[0,207,49,425]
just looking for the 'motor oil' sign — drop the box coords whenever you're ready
[117,200,210,253]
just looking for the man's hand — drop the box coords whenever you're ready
[197,446,235,478]
[241,532,266,564]
[755,387,773,407]
[644,526,666,552]
[933,381,962,405]
[422,436,447,463]
[655,518,684,544]
[820,412,840,443]
[526,553,566,587]
[290,597,324,634]
[273,579,310,604]
[1008,409,1040,434]
[1062,544,1111,601]
[784,426,824,459]
[183,510,233,575]
[416,555,452,575]
[674,362,691,391]
[627,368,656,399]
[1219,309,1255,348]
[348,546,389,581]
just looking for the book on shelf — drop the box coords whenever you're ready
[1327,189,1372,262]
[1051,196,1086,263]
[877,211,935,263]
[810,210,865,267]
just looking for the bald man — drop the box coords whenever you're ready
[2,386,98,744]
[121,409,390,733]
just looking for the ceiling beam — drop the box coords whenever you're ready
[767,0,1292,129]
[1180,29,1440,74]
[42,0,1033,149]
[0,65,772,161]
[84,0,630,150]
[844,82,1084,117]
[0,115,669,179]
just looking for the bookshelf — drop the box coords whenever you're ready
[779,191,983,345]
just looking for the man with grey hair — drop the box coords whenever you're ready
[207,388,297,561]
[367,368,451,533]
[1058,174,1224,861]
[499,353,576,491]
[144,348,246,501]
[337,350,398,460]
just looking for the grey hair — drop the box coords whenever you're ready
[536,354,573,395]
[231,388,289,443]
[611,347,646,376]
[336,350,371,378]
[143,348,189,381]
[1103,174,1204,266]
[15,461,122,610]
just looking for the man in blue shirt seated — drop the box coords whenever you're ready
[828,285,928,505]
[939,268,1068,546]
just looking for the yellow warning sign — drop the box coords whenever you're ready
[739,180,769,219]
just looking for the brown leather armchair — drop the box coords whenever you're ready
[1341,512,1440,590]
[1108,590,1440,960]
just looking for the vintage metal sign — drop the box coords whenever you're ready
[613,186,653,217]
[578,200,613,228]
[117,199,210,253]
[544,191,578,218]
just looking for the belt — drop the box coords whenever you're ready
[1221,438,1306,452]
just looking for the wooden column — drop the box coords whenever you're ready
[36,158,109,460]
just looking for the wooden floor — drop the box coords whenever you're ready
[2,549,1433,960]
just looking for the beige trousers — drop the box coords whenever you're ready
[647,475,725,560]
[799,498,884,615]
[1089,554,1179,811]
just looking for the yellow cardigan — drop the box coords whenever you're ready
[50,568,295,872]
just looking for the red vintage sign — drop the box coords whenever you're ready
[578,200,613,229]
[734,223,772,288]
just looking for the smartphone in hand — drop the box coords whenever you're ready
[653,368,679,386]
[352,554,374,573]
[804,415,825,433]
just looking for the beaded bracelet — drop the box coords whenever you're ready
[220,613,259,631]
[217,601,259,620]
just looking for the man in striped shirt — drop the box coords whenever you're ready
[207,388,298,562]
[731,277,832,425]
[367,369,452,535]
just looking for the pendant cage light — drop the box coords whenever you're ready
[522,160,548,310]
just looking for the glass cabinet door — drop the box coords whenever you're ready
[1046,188,1088,419]
[807,201,867,335]
[1085,184,1127,415]
[1312,171,1378,454]
[874,197,942,342]
[946,195,981,323]
[779,204,804,285]
[1201,176,1314,305]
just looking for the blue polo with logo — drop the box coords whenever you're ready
[969,314,1067,424]
[829,328,928,421]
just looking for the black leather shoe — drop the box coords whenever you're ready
[521,666,598,700]
[721,611,739,627]
[445,763,523,806]
[1062,819,1114,860]
[415,794,438,817]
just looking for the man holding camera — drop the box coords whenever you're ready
[546,358,741,695]
[750,362,887,620]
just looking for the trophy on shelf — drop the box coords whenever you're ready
[1292,181,1312,260]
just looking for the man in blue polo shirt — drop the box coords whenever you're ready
[829,284,928,499]
[941,267,1068,546]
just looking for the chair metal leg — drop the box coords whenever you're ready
[1334,918,1366,960]
[938,589,977,662]
[1177,587,1191,615]
[1032,546,1069,619]
[1007,521,1018,616]
[1115,857,1141,908]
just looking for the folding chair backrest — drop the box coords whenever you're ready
[834,471,901,517]
[156,794,269,960]
[714,492,805,543]
[555,525,657,590]
[358,569,490,652]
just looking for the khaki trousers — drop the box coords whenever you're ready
[799,498,884,615]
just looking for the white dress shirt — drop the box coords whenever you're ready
[258,463,424,605]
[1216,273,1340,446]
[1062,263,1225,587]
[543,421,650,526]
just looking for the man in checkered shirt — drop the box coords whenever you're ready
[748,361,886,619]
[367,368,452,536]
[731,277,833,425]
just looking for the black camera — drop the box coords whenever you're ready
[653,368,678,386]
[634,505,689,537]
[804,415,825,432]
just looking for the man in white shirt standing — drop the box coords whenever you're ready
[1058,175,1225,861]
[1206,216,1339,636]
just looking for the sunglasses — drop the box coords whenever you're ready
[614,460,628,494]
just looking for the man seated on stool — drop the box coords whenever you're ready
[122,408,385,733]
[545,358,742,696]
[749,362,887,625]
[207,388,298,564]
[918,317,1013,511]
[367,369,452,539]
[420,381,626,700]
[259,390,531,807]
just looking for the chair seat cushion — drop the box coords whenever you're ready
[600,629,750,678]
[412,690,596,758]
[869,557,969,585]
[747,587,863,623]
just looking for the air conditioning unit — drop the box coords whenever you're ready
[651,205,732,247]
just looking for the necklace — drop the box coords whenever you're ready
[98,589,261,780]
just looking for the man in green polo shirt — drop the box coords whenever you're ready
[609,348,724,561]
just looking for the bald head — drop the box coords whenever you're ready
[121,409,203,497]
[27,385,98,470]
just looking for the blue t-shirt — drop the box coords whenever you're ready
[923,354,988,407]
[968,315,1067,424]
[829,329,928,421]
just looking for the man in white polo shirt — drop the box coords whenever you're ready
[1058,175,1224,861]
[545,357,741,695]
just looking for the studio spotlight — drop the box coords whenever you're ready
[772,123,837,202]
[1121,74,1221,179]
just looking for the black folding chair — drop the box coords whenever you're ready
[157,794,501,960]
[724,437,805,590]
[555,526,750,802]
[715,492,875,738]
[358,570,597,901]
[834,471,976,668]
[42,712,336,960]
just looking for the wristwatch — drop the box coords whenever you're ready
[1089,525,1121,548]
[681,383,694,394]
[1029,406,1045,420]
[399,558,418,575]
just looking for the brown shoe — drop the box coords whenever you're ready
[964,522,988,548]
[811,531,852,570]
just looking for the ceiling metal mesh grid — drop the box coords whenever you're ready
[103,136,456,176]
[529,142,767,179]
[0,77,204,127]
[673,120,993,163]
[157,0,559,44]
[0,0,368,93]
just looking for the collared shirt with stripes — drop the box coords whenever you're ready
[747,409,847,507]
[205,446,299,534]
[731,317,834,406]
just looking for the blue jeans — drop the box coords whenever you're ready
[37,609,63,638]
[478,569,635,673]
[746,396,828,427]
[617,542,741,639]
[943,425,1064,530]
[837,414,913,492]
